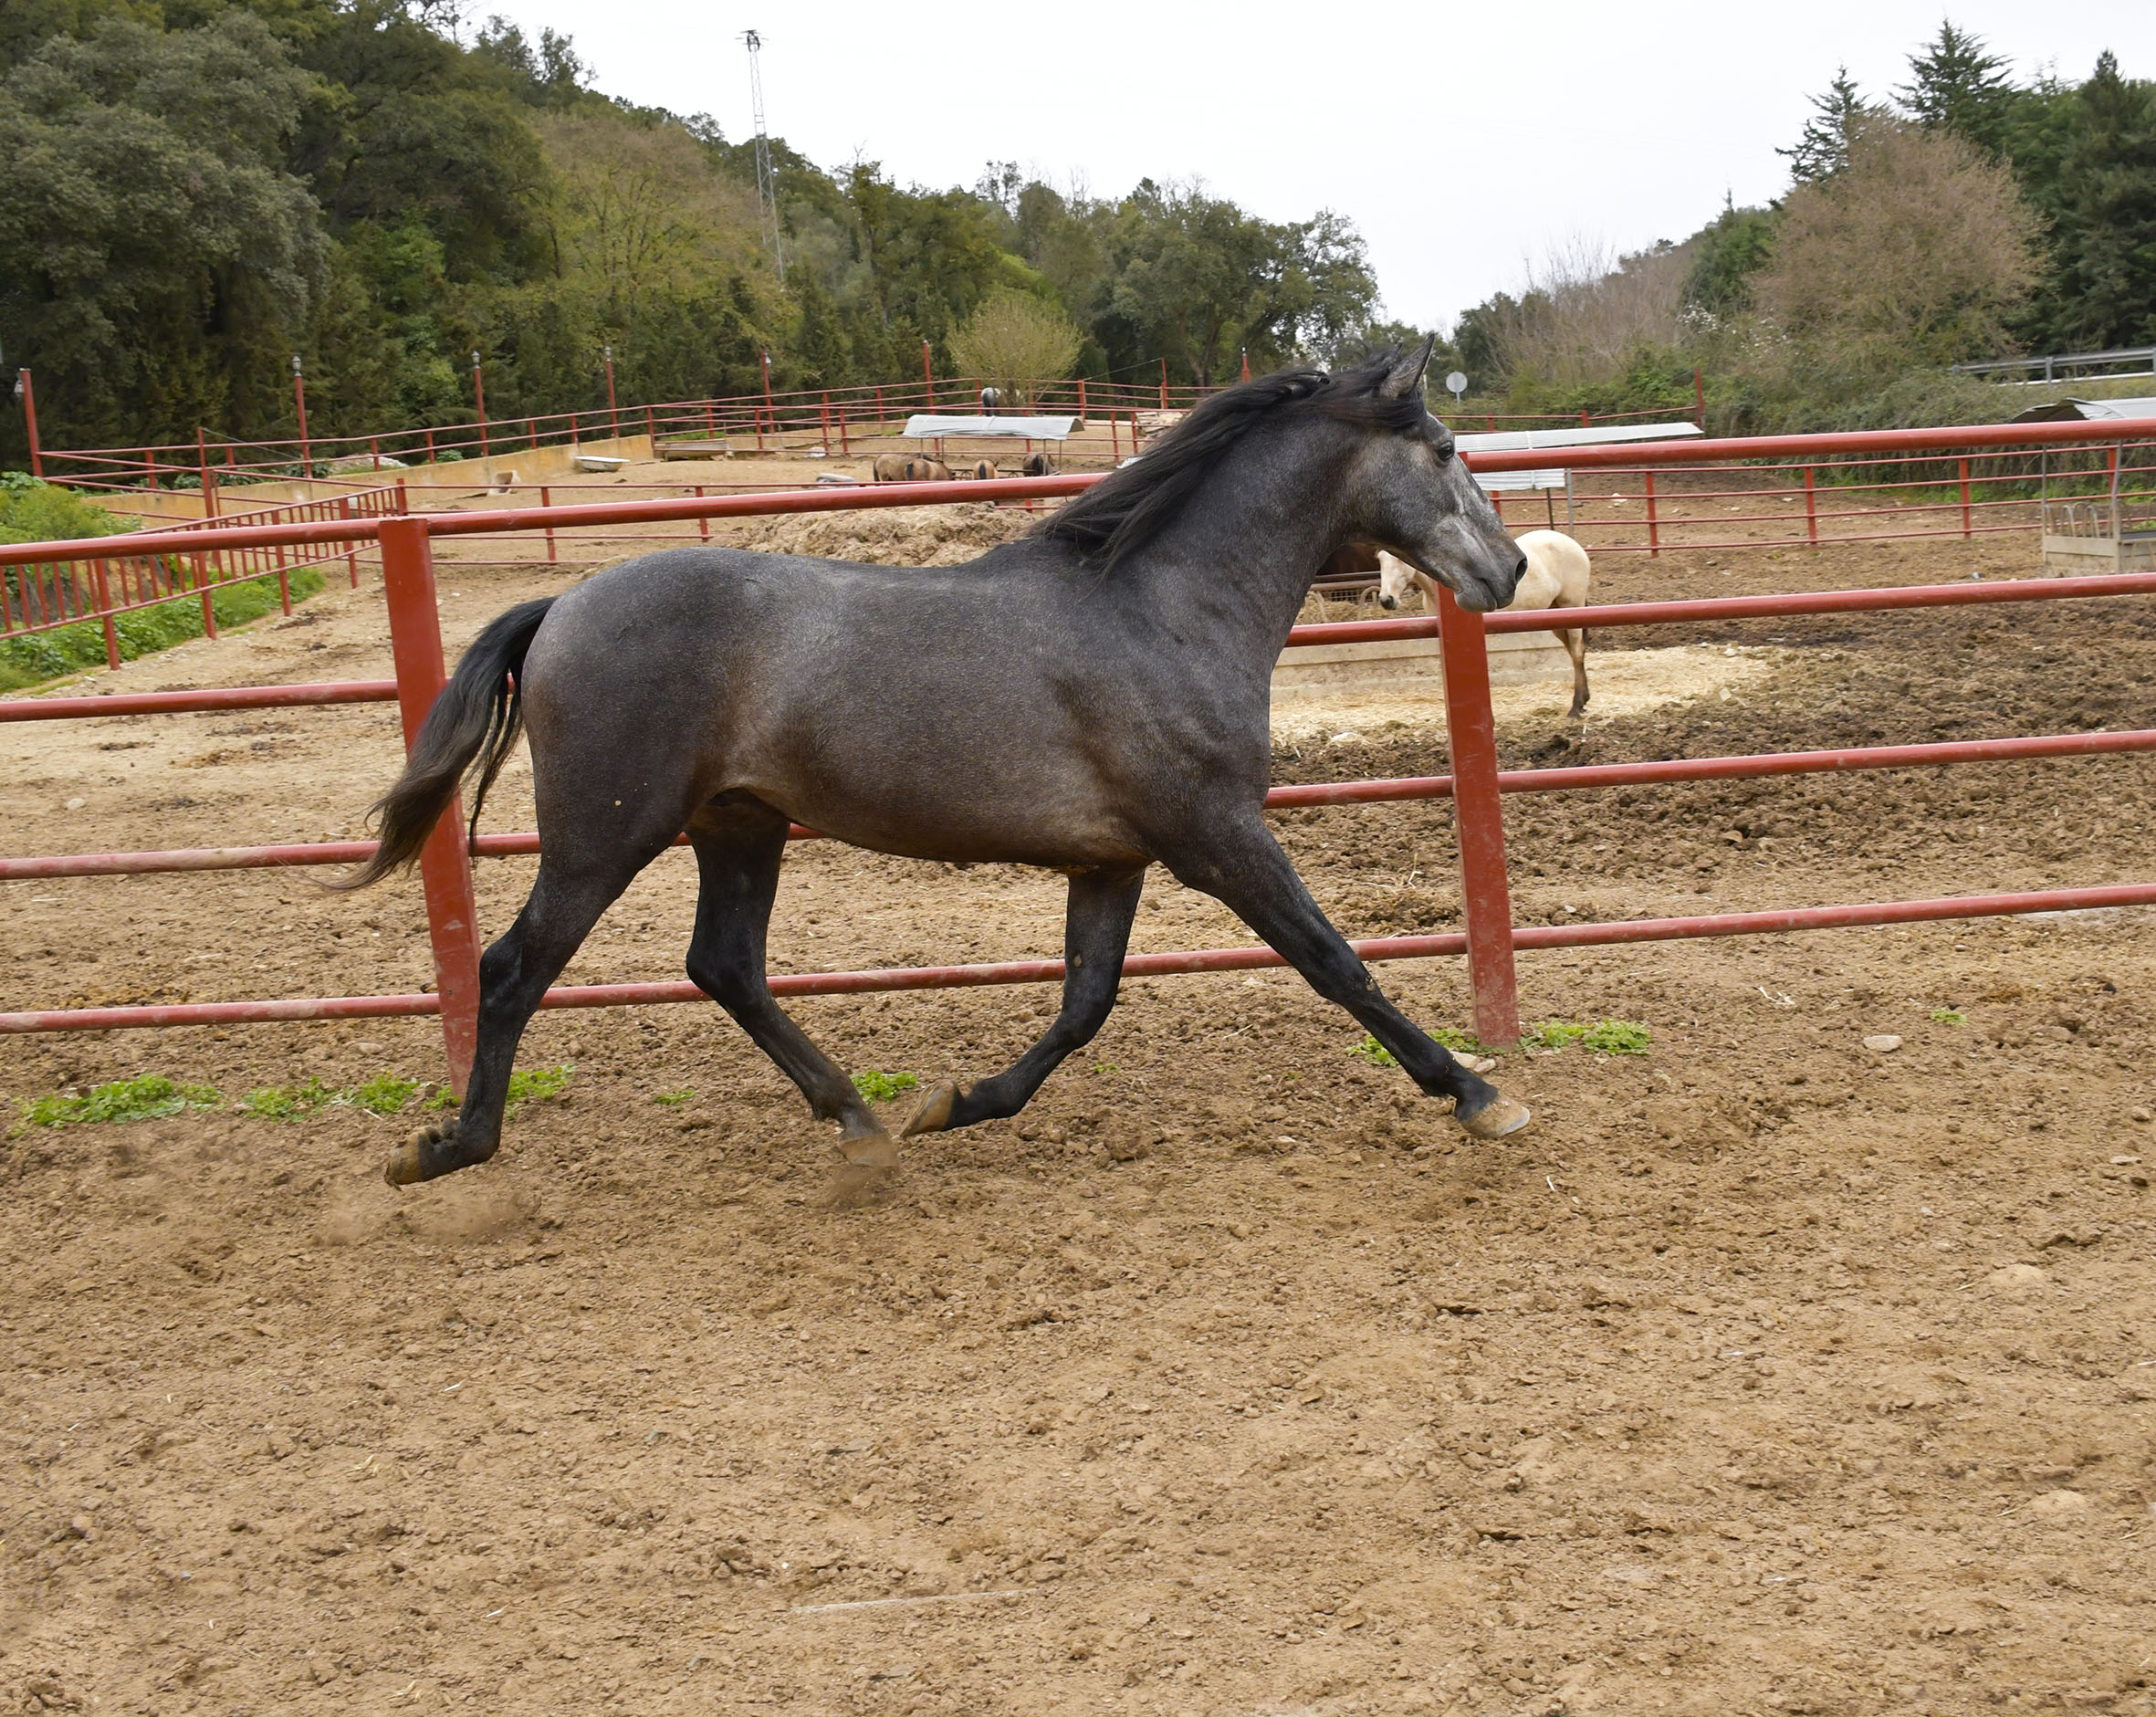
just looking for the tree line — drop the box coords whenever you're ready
[0,1,1398,466]
[1442,24,2156,432]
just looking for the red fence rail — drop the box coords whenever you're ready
[3,415,2154,1080]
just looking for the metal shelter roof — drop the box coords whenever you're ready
[903,414,1079,441]
[2011,397,2156,424]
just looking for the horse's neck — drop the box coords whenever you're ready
[1133,433,1357,652]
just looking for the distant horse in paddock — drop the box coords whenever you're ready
[1021,452,1052,476]
[963,458,998,480]
[979,387,1003,415]
[340,339,1531,1189]
[870,454,956,483]
[1380,528,1593,716]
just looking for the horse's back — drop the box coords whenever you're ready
[1513,529,1590,610]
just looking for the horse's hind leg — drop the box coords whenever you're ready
[1557,625,1587,716]
[684,802,895,1166]
[902,865,1145,1137]
[1163,815,1529,1140]
[385,851,642,1186]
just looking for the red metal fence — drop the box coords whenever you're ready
[3,485,403,666]
[24,366,1698,498]
[3,415,2153,1080]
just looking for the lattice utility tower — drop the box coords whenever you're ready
[742,30,785,284]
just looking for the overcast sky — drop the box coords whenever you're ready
[468,1,2152,330]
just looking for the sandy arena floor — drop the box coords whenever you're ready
[3,522,2153,1716]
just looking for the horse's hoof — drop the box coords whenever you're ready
[901,1083,958,1138]
[383,1124,445,1187]
[1456,1094,1533,1140]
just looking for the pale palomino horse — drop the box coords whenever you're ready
[1380,528,1592,716]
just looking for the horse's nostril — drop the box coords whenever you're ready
[1512,557,1527,580]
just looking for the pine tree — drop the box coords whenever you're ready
[1779,68,1879,184]
[2048,52,2156,348]
[1899,21,2016,153]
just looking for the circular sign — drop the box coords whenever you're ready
[1445,371,1469,397]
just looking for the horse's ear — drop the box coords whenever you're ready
[1376,334,1436,400]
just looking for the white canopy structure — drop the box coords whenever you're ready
[902,414,1079,441]
[1453,420,1703,493]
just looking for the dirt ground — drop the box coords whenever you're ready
[4,519,2155,1716]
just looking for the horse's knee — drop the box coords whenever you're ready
[686,953,755,1010]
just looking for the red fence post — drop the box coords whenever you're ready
[1804,466,1817,549]
[819,393,832,456]
[695,485,709,540]
[540,485,556,562]
[379,515,482,1095]
[473,354,489,459]
[922,340,934,410]
[293,358,311,483]
[18,369,41,478]
[1644,469,1659,558]
[337,495,359,587]
[1159,357,1169,409]
[1959,457,1973,539]
[1436,587,1520,1047]
[1078,378,1088,423]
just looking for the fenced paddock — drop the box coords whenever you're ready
[3,417,2154,1714]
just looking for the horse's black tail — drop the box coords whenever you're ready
[332,597,556,892]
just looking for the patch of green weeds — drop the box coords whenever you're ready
[1522,1019,1652,1055]
[19,1074,221,1130]
[504,1065,573,1117]
[1930,1009,1967,1025]
[654,1087,694,1107]
[347,1073,422,1115]
[1092,1061,1119,1075]
[241,1072,422,1122]
[1353,1025,1483,1068]
[239,1076,338,1121]
[851,1070,917,1103]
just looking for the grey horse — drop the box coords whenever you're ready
[341,339,1531,1187]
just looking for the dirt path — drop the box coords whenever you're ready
[4,530,2154,1715]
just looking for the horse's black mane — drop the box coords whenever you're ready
[1036,348,1430,574]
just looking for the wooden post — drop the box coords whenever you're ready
[1644,470,1659,557]
[379,515,483,1095]
[541,486,556,562]
[1436,587,1519,1047]
[1959,457,1973,539]
[1804,466,1817,549]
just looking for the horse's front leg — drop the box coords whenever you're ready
[903,865,1146,1136]
[1161,814,1530,1139]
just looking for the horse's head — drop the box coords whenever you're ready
[1347,337,1523,612]
[1376,551,1418,610]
